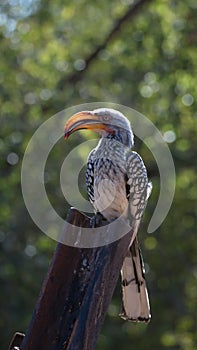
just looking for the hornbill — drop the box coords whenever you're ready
[64,108,152,322]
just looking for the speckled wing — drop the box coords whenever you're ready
[86,148,96,206]
[121,150,152,322]
[126,151,152,223]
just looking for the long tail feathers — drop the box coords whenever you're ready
[120,237,151,323]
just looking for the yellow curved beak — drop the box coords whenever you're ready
[64,111,112,139]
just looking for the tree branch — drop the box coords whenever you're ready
[58,0,153,88]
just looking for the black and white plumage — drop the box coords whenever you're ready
[64,108,152,322]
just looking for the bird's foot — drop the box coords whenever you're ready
[90,212,107,228]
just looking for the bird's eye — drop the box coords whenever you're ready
[102,115,109,121]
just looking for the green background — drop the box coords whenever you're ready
[0,0,196,349]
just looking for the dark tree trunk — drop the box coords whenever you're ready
[14,208,134,350]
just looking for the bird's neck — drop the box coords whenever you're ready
[96,136,130,156]
[106,129,133,148]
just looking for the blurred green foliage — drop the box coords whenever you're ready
[0,0,197,349]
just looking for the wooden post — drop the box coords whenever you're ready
[17,208,134,350]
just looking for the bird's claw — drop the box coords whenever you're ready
[90,213,107,228]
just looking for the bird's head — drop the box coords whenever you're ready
[64,108,134,148]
